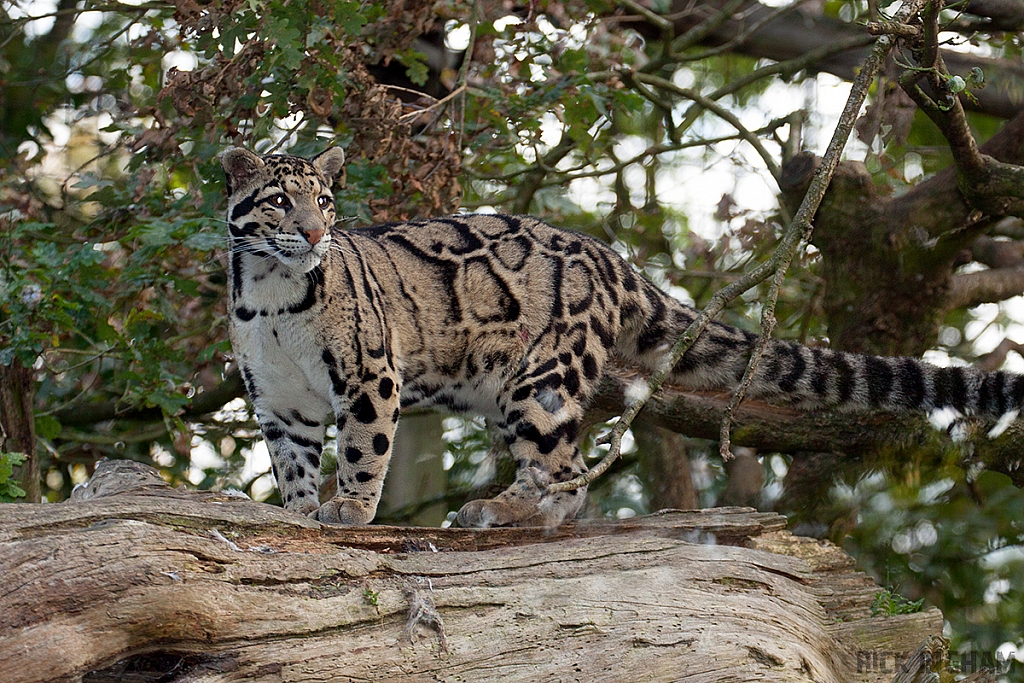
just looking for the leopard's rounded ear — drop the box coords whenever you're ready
[312,147,346,183]
[221,148,265,194]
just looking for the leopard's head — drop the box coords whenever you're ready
[221,148,346,273]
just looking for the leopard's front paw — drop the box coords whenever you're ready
[314,497,377,525]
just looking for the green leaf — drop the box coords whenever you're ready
[333,1,371,35]
[72,173,115,190]
[975,470,1013,497]
[0,452,27,502]
[35,415,62,440]
[149,392,189,416]
[96,317,119,344]
[173,277,200,296]
[199,339,232,362]
[871,589,925,616]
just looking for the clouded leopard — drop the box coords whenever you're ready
[222,147,1024,527]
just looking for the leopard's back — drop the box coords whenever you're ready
[335,215,653,415]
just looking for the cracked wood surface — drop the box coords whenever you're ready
[0,461,940,683]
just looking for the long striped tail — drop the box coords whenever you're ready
[618,280,1023,418]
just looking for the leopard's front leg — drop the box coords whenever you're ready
[246,372,327,516]
[316,349,402,525]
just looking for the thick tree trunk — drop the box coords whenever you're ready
[1,460,946,683]
[0,360,40,503]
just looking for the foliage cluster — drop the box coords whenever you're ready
[0,452,27,502]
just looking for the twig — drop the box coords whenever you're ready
[676,34,877,136]
[397,84,468,122]
[548,0,929,495]
[671,0,747,54]
[866,20,923,36]
[631,72,782,182]
[615,0,673,34]
[674,0,818,63]
[898,0,1024,215]
[58,423,170,445]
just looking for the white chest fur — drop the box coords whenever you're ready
[230,254,333,421]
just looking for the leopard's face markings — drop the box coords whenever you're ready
[223,150,341,273]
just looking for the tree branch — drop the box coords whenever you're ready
[962,0,1024,27]
[53,368,245,428]
[641,0,1024,119]
[510,137,578,214]
[947,267,1024,309]
[976,337,1024,372]
[549,1,917,494]
[898,2,1024,219]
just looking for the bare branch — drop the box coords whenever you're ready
[898,1,1024,219]
[645,0,1024,119]
[971,234,1024,269]
[866,21,922,36]
[632,72,783,181]
[53,369,245,427]
[961,0,1024,27]
[947,267,1024,309]
[976,337,1024,372]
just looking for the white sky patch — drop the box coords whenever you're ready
[163,50,198,72]
[445,21,471,51]
[539,111,563,147]
[981,544,1024,569]
[13,0,58,37]
[996,642,1024,664]
[70,11,104,42]
[493,15,523,32]
[566,72,867,240]
[191,437,225,470]
[918,477,954,503]
[239,441,272,482]
[985,578,1011,604]
[249,473,276,501]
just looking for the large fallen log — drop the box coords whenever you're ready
[1,460,947,682]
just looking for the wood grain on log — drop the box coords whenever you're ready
[1,461,942,683]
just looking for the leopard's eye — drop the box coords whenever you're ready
[268,194,290,209]
[317,195,332,210]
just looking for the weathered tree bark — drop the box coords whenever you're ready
[2,460,947,683]
[0,360,40,503]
